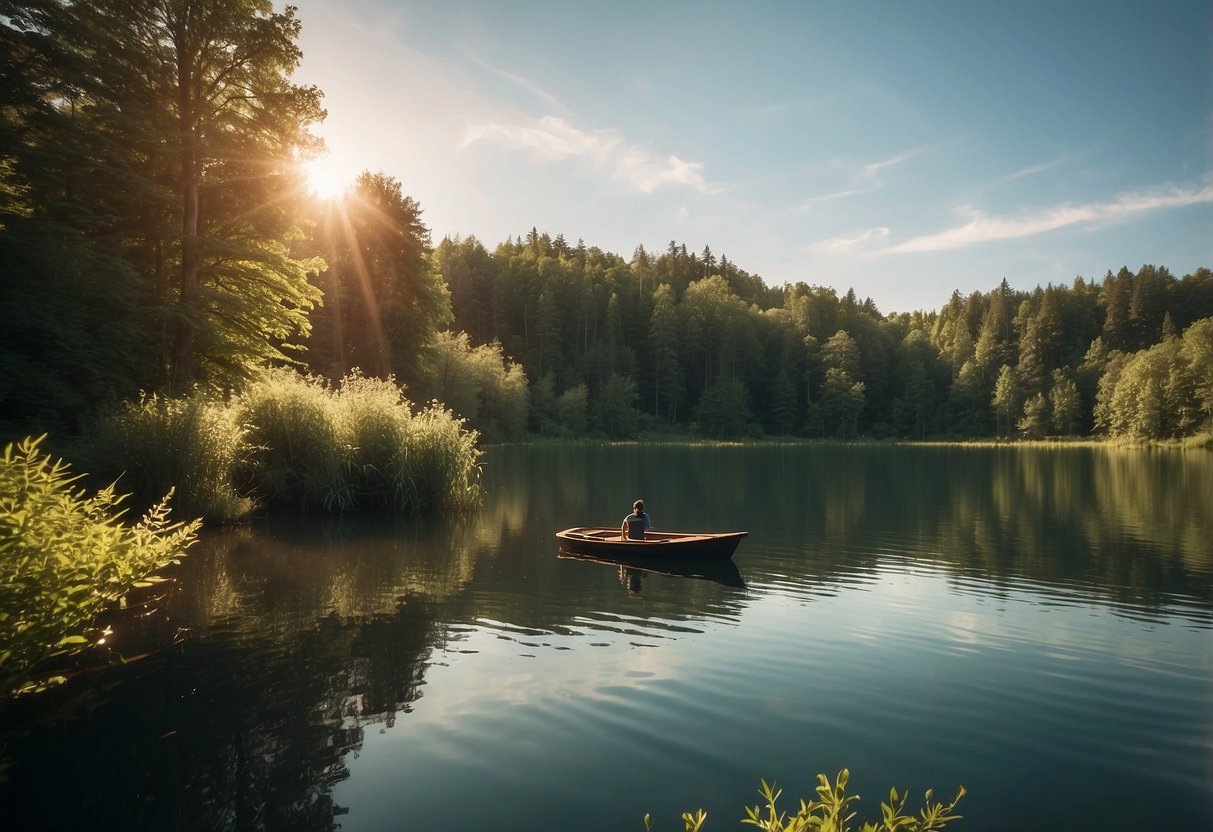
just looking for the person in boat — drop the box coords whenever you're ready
[621,499,651,540]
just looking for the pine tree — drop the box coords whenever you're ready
[992,365,1020,438]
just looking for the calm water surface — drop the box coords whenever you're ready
[2,444,1211,831]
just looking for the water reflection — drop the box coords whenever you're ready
[558,550,746,592]
[1,444,1210,832]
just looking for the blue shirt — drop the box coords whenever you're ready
[623,512,651,539]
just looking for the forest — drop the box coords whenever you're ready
[2,1,1212,451]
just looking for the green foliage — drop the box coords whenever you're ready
[1181,318,1213,427]
[821,368,866,440]
[697,376,755,439]
[193,236,325,389]
[241,369,346,510]
[992,365,1020,439]
[645,771,965,832]
[436,236,1211,443]
[1048,373,1082,436]
[83,371,481,517]
[0,0,325,434]
[0,436,199,698]
[305,172,452,388]
[556,383,590,435]
[1017,392,1049,439]
[395,398,483,514]
[334,371,481,513]
[416,331,529,442]
[240,369,481,513]
[596,373,641,438]
[91,393,254,523]
[1092,321,1212,439]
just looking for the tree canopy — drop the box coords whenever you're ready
[1,2,1209,446]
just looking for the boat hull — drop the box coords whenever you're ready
[555,527,747,560]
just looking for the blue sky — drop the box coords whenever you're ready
[293,0,1212,314]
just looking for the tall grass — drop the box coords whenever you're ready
[240,370,346,511]
[330,372,482,512]
[89,370,482,519]
[90,392,254,523]
[397,399,483,513]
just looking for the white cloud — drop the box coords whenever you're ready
[616,148,711,193]
[461,115,718,194]
[810,226,890,254]
[881,180,1213,254]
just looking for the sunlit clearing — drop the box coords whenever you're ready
[304,155,352,200]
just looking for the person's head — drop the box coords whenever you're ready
[633,499,644,514]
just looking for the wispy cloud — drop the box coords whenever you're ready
[616,147,711,193]
[881,180,1213,254]
[993,154,1071,185]
[462,46,570,115]
[743,94,836,119]
[798,145,930,210]
[800,187,868,207]
[462,117,617,159]
[461,115,718,194]
[858,147,928,180]
[810,226,890,254]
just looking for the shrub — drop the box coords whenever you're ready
[402,401,482,513]
[333,373,481,512]
[240,369,346,510]
[333,371,413,511]
[0,436,199,698]
[86,370,483,518]
[241,369,481,513]
[417,332,529,442]
[91,392,253,523]
[646,770,966,832]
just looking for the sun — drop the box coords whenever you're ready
[302,155,353,200]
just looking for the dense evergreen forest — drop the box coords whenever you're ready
[428,237,1213,442]
[2,1,1211,448]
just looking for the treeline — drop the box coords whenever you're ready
[2,2,1210,448]
[431,233,1213,442]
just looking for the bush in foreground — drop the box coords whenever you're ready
[0,436,199,698]
[646,770,966,831]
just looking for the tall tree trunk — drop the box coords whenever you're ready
[172,28,200,391]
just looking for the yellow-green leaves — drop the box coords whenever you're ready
[1,436,200,699]
[728,770,963,832]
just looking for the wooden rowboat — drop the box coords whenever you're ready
[555,527,747,560]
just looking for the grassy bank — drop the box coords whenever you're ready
[492,432,1213,450]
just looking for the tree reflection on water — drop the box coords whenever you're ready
[1,443,1209,830]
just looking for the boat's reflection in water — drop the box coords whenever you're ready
[557,548,746,594]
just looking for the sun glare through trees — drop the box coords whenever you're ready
[304,155,355,200]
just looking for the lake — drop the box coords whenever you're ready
[2,443,1211,831]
